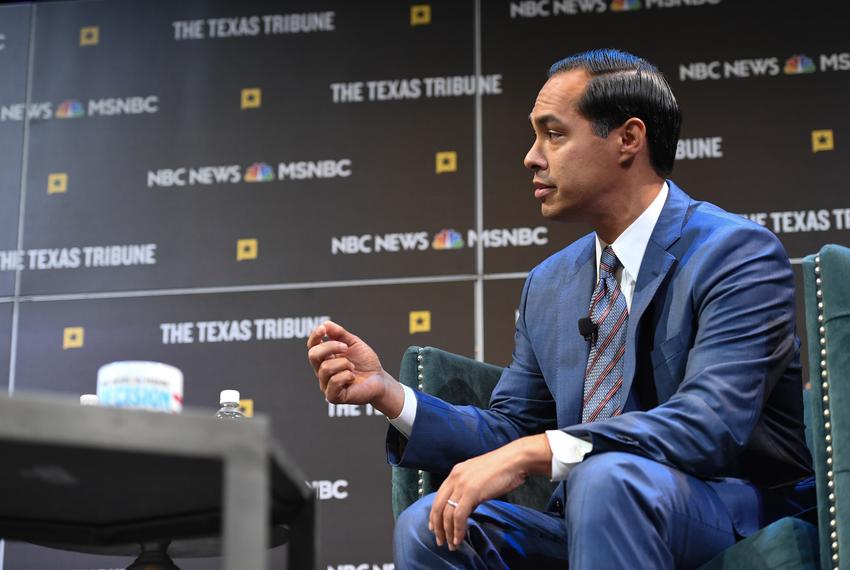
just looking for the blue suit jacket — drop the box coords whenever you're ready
[389,182,812,536]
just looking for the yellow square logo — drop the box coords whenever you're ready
[237,238,258,261]
[411,4,431,26]
[63,327,84,350]
[239,399,254,418]
[435,151,457,174]
[48,173,68,194]
[80,26,99,46]
[241,88,262,109]
[409,310,431,334]
[812,129,834,153]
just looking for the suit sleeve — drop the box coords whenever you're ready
[387,268,558,474]
[561,225,798,478]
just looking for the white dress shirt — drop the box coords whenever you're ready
[389,182,669,482]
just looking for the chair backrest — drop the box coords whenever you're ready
[802,244,850,570]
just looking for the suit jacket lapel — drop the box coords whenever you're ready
[556,236,596,426]
[621,181,689,403]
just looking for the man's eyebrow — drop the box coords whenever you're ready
[529,113,566,128]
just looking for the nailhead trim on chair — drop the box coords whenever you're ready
[815,255,840,570]
[417,347,425,498]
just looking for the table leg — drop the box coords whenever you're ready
[287,498,316,570]
[222,450,269,569]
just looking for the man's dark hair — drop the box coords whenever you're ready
[548,48,682,176]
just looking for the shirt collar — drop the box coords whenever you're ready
[595,181,669,280]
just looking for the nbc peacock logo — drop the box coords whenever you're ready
[56,100,85,119]
[610,0,641,11]
[784,54,816,75]
[244,162,274,182]
[432,229,464,250]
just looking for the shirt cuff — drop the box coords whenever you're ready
[546,429,593,481]
[387,384,418,439]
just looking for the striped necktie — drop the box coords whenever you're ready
[581,245,628,423]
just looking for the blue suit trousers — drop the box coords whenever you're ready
[394,452,744,569]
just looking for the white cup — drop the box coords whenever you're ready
[97,361,183,413]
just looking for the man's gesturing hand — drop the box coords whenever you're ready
[306,320,404,418]
[429,434,553,551]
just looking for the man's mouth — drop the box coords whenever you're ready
[534,181,556,200]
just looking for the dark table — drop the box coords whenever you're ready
[0,393,315,569]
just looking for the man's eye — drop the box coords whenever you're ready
[547,131,563,140]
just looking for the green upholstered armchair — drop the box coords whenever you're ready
[391,244,850,569]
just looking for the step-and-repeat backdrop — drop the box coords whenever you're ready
[0,0,846,568]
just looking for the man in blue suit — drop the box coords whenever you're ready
[307,49,812,569]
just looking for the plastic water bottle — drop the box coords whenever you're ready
[216,389,246,420]
[80,394,99,406]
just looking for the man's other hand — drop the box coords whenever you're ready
[306,320,404,418]
[429,434,553,551]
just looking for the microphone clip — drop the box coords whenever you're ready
[578,317,598,344]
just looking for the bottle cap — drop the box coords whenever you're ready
[80,394,99,406]
[220,389,240,405]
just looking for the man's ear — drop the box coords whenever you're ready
[618,117,647,165]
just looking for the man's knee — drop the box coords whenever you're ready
[568,451,663,490]
[567,452,668,522]
[394,493,437,552]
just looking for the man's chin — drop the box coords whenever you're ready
[540,202,573,222]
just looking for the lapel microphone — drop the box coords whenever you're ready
[578,317,598,344]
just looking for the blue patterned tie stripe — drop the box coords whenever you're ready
[582,246,629,423]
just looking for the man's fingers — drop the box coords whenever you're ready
[430,503,446,547]
[452,498,474,548]
[442,497,456,551]
[430,478,456,547]
[307,341,349,373]
[431,468,474,551]
[323,320,362,347]
[306,325,326,350]
[317,357,354,391]
[324,370,356,402]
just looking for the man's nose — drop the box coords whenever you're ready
[523,142,546,171]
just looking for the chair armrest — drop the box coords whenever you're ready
[398,346,504,407]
